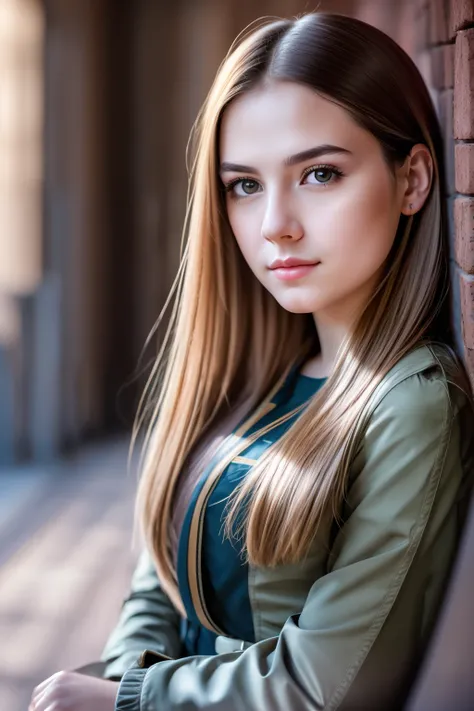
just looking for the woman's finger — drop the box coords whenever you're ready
[31,670,65,699]
[30,671,71,710]
[29,685,51,710]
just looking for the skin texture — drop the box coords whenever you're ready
[28,672,119,711]
[220,81,432,377]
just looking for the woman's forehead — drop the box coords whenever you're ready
[219,82,376,168]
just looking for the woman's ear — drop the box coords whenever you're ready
[399,144,433,216]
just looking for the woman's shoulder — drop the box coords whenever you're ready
[371,342,472,423]
[352,343,473,494]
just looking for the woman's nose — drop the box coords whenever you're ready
[261,200,304,243]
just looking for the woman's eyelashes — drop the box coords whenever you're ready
[222,164,345,199]
[224,177,262,198]
[301,164,344,186]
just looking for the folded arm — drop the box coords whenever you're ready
[101,548,182,680]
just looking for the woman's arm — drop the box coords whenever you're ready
[100,548,182,680]
[29,549,182,710]
[113,372,473,711]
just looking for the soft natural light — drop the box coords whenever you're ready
[0,0,43,305]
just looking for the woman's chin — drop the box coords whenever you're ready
[273,294,322,315]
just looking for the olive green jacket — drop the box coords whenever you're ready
[101,344,474,710]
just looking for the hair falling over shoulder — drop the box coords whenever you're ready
[132,12,457,613]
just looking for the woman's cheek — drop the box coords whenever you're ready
[232,221,263,268]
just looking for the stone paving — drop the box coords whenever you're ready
[0,436,139,711]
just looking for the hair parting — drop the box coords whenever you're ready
[133,12,461,612]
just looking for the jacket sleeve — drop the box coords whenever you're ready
[114,373,472,710]
[100,548,182,680]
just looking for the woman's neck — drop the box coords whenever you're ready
[301,305,359,379]
[302,279,376,378]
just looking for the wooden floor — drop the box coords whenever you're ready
[0,437,139,711]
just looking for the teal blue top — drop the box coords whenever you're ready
[177,369,326,656]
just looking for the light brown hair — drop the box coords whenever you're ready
[133,13,455,613]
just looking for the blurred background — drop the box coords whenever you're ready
[0,0,472,708]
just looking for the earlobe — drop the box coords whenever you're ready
[403,200,416,216]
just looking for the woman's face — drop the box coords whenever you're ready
[219,81,407,318]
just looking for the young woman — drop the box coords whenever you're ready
[30,11,474,711]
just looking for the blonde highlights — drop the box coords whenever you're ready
[134,13,454,612]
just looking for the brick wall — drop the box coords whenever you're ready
[414,0,474,388]
[453,2,474,388]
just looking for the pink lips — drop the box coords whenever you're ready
[269,257,320,281]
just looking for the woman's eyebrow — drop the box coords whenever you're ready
[284,144,352,166]
[220,144,352,174]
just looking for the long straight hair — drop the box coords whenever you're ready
[134,13,455,613]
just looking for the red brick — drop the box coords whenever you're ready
[455,142,474,193]
[439,89,456,194]
[459,272,474,348]
[454,29,474,138]
[430,0,450,43]
[449,0,474,35]
[454,196,474,272]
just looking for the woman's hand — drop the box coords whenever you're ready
[29,671,120,711]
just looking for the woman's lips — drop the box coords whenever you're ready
[270,262,320,281]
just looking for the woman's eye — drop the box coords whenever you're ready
[229,179,261,197]
[303,166,342,186]
[241,180,260,194]
[306,168,333,184]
